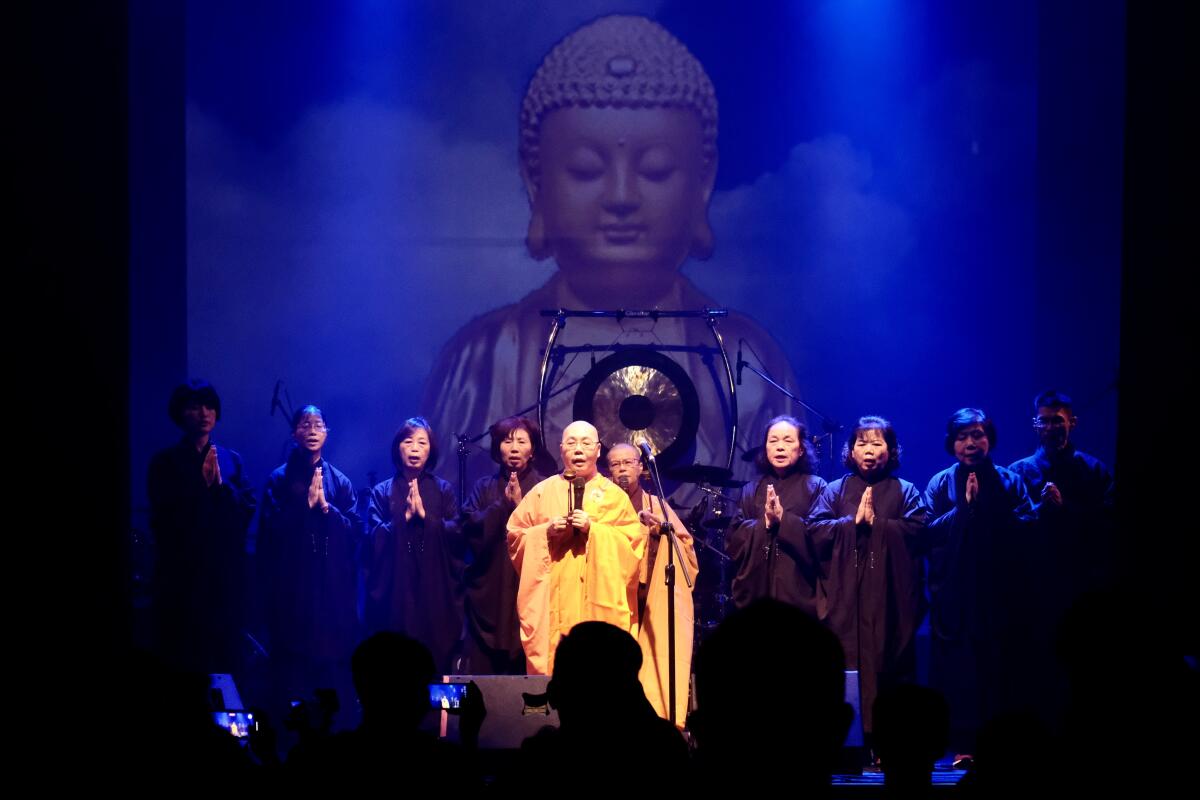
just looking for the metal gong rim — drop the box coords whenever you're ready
[573,348,700,468]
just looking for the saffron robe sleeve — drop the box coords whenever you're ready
[630,491,698,725]
[507,474,644,674]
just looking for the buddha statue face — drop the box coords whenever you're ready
[519,15,719,302]
[526,105,714,293]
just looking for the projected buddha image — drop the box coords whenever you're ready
[420,15,802,486]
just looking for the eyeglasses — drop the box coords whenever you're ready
[296,421,327,432]
[1033,416,1069,429]
[608,459,639,469]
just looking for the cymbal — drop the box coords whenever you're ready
[664,463,744,488]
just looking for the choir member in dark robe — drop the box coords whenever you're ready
[459,416,546,674]
[808,416,930,740]
[148,380,256,674]
[1009,390,1116,614]
[725,415,827,614]
[366,417,465,674]
[924,408,1036,754]
[1008,390,1116,734]
[257,405,361,722]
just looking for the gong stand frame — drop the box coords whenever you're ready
[536,308,738,471]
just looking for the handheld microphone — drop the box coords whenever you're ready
[563,468,576,515]
[571,475,586,533]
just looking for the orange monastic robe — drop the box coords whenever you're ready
[507,473,644,675]
[629,490,698,725]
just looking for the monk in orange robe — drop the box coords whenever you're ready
[507,421,644,675]
[606,443,698,726]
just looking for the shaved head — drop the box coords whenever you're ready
[605,442,643,495]
[561,420,602,479]
[607,442,637,459]
[562,420,599,442]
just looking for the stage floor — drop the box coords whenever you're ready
[831,758,966,794]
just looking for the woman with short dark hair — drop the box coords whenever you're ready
[459,416,547,674]
[924,407,1035,755]
[365,416,464,673]
[808,415,930,744]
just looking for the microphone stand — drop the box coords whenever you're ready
[641,447,694,727]
[269,379,295,432]
[269,381,298,464]
[735,341,842,476]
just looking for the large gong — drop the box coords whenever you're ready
[573,348,700,467]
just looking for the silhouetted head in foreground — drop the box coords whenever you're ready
[547,620,650,727]
[692,599,853,791]
[351,632,436,730]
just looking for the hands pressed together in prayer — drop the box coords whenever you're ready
[201,445,222,487]
[764,483,783,528]
[504,471,523,507]
[307,467,330,513]
[404,478,426,522]
[855,485,876,526]
[965,472,979,505]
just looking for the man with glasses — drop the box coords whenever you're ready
[1010,392,1115,597]
[507,421,643,674]
[1009,391,1116,733]
[1009,391,1115,584]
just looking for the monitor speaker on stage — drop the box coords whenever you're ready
[434,674,557,749]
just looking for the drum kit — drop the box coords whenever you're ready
[663,463,743,635]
